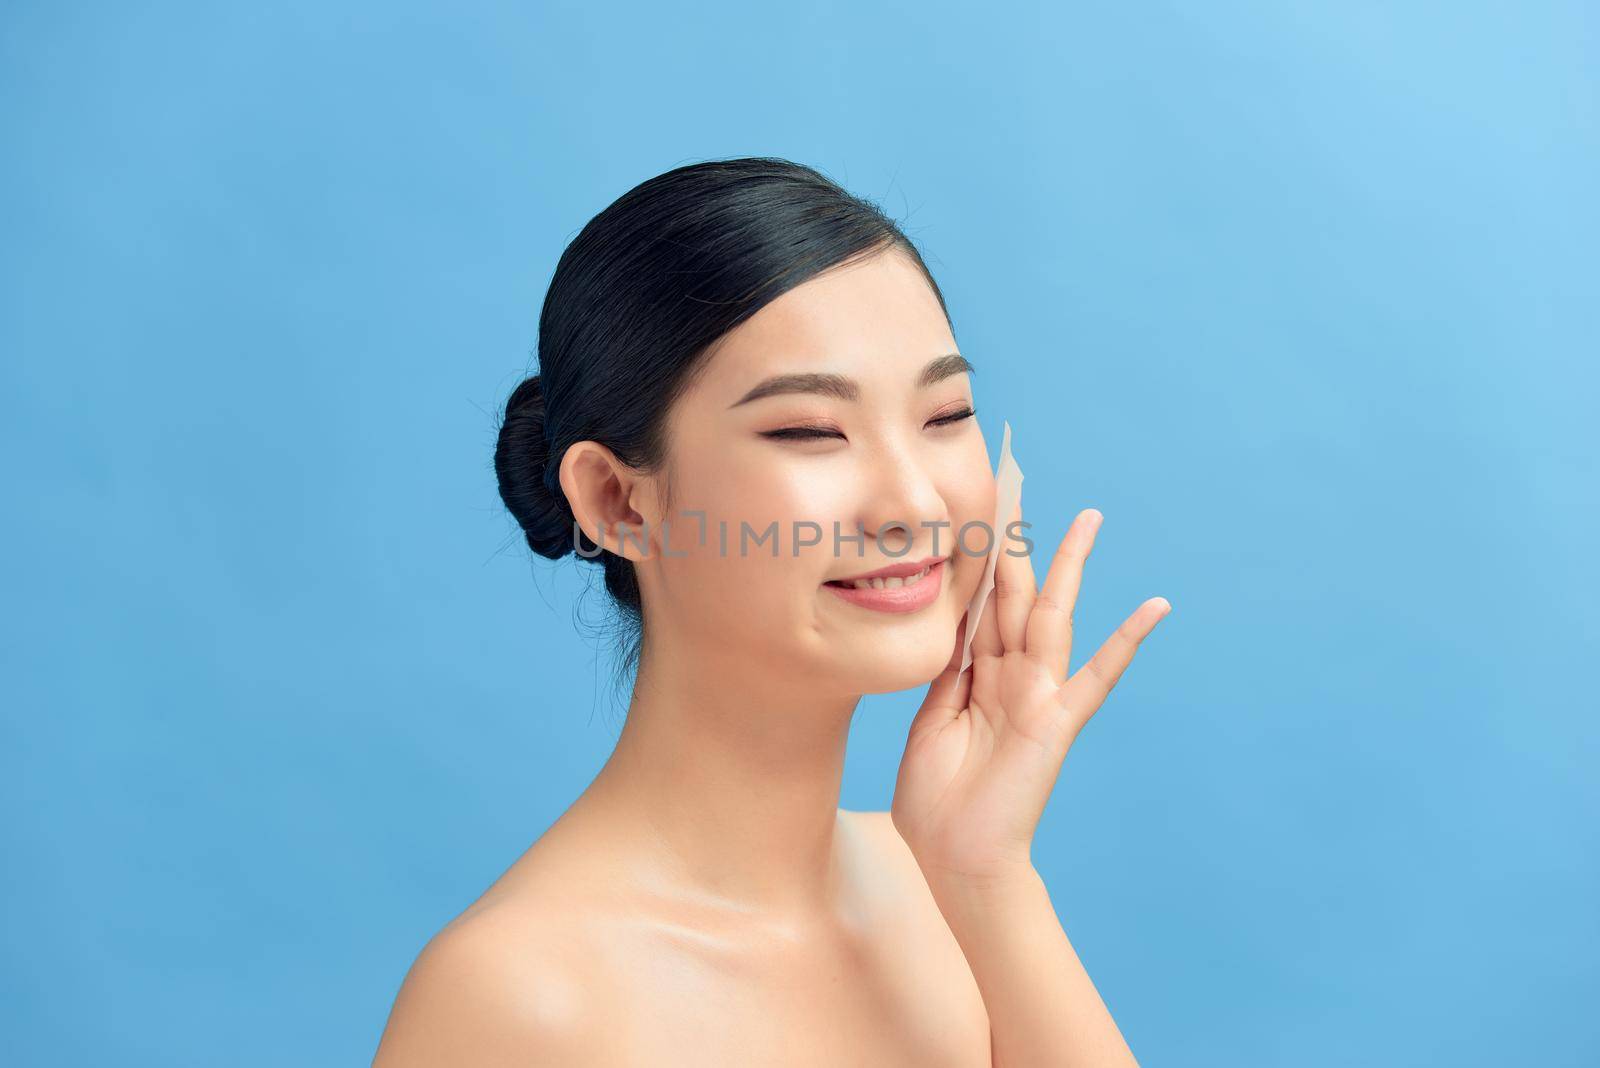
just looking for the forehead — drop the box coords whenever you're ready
[692,249,957,397]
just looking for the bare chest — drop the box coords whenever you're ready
[593,923,990,1067]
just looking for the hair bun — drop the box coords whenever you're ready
[495,373,577,561]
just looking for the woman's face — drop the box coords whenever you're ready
[637,247,996,696]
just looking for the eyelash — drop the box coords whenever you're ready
[762,406,977,442]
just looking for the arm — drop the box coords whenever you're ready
[892,506,1168,1067]
[926,867,1136,1068]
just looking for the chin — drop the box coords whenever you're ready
[827,613,961,696]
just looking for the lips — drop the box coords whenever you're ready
[823,557,946,614]
[826,554,950,584]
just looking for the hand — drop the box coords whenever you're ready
[891,502,1171,892]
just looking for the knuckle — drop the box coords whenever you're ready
[992,575,1023,599]
[1031,592,1072,622]
[1087,657,1123,691]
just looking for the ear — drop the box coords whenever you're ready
[555,441,664,563]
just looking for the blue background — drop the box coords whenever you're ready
[4,2,1595,1064]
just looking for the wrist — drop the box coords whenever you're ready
[920,859,1046,915]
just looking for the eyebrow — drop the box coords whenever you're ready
[728,353,974,408]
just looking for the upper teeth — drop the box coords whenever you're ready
[849,565,932,590]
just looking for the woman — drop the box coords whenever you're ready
[373,157,1171,1066]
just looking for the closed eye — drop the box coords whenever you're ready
[929,405,977,428]
[761,405,977,442]
[761,424,845,442]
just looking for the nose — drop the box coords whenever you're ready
[856,434,950,558]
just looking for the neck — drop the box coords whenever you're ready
[579,637,862,918]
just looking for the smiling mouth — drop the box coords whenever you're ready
[824,562,938,591]
[822,559,946,614]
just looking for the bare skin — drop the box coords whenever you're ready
[373,246,1168,1066]
[373,805,989,1066]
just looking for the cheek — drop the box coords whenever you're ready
[699,460,854,566]
[944,452,999,602]
[950,453,997,528]
[657,466,824,616]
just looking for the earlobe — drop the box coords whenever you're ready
[558,441,654,562]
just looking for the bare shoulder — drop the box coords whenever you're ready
[849,809,908,846]
[372,899,612,1067]
[839,809,992,1048]
[843,809,927,881]
[839,807,962,937]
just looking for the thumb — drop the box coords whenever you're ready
[909,611,971,738]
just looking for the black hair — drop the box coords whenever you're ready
[494,156,951,680]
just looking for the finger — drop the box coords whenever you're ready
[1025,509,1101,684]
[992,493,1035,655]
[1057,596,1171,732]
[929,609,973,709]
[910,614,973,734]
